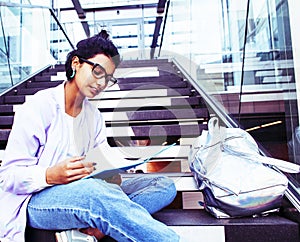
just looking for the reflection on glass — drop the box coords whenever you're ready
[0,4,73,94]
[159,0,299,190]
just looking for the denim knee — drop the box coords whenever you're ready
[155,175,177,201]
[122,175,177,214]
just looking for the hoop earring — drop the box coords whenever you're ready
[70,68,76,79]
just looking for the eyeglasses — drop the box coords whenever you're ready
[79,57,118,87]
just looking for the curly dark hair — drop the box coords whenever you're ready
[65,30,121,80]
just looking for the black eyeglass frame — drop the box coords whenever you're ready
[79,57,118,87]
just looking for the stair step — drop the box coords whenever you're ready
[95,88,192,99]
[22,209,299,242]
[0,105,14,114]
[4,88,193,104]
[153,209,299,242]
[118,81,188,90]
[105,108,208,123]
[0,108,207,127]
[114,66,159,78]
[3,95,25,104]
[90,96,202,110]
[25,79,186,89]
[0,123,207,141]
[0,129,9,143]
[26,80,63,88]
[118,60,174,69]
[0,96,204,115]
[0,116,14,128]
[117,75,183,83]
[106,123,207,138]
[23,209,299,242]
[119,59,170,67]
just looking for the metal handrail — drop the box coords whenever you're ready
[49,8,75,50]
[158,0,170,57]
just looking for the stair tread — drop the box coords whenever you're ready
[154,209,299,242]
[3,87,193,103]
[0,123,207,140]
[153,209,298,226]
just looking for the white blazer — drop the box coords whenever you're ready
[0,83,107,242]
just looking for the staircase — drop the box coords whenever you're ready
[0,59,299,242]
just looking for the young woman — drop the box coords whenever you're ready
[0,30,179,242]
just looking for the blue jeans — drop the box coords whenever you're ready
[27,175,179,241]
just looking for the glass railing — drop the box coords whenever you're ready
[0,2,74,94]
[157,0,300,209]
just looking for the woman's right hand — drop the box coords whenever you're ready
[45,156,95,184]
